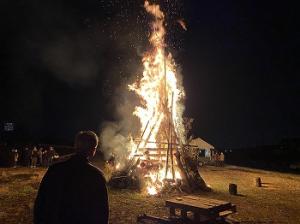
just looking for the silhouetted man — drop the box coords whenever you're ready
[34,131,109,224]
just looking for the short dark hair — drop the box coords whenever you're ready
[75,131,99,155]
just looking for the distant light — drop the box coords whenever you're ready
[4,123,14,132]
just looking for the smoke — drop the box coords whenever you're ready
[100,83,141,167]
[36,0,149,159]
[42,34,104,86]
[100,122,130,167]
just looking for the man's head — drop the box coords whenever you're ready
[74,131,99,158]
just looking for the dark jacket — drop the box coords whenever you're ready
[34,154,109,224]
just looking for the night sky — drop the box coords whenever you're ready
[1,0,299,148]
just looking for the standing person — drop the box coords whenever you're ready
[38,147,43,166]
[31,147,38,168]
[205,149,211,160]
[34,131,109,224]
[12,148,19,168]
[220,152,225,166]
[47,146,56,166]
[42,149,48,167]
[212,151,216,163]
[215,152,220,166]
[23,146,31,167]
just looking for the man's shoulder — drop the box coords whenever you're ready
[86,162,106,181]
[45,159,69,175]
[46,156,106,183]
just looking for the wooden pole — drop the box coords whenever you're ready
[165,139,170,178]
[164,51,170,178]
[164,48,167,107]
[170,92,175,179]
[134,120,150,153]
[255,177,262,187]
[143,115,161,150]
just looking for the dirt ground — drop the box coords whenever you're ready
[0,165,300,224]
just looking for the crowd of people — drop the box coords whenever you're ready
[10,145,58,168]
[212,151,225,166]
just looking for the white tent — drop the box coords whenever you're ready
[190,137,214,159]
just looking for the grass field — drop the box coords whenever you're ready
[0,165,300,224]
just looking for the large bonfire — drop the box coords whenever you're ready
[127,1,186,195]
[108,1,209,195]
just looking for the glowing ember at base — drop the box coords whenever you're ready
[147,186,158,195]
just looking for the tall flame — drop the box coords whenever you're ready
[128,1,185,195]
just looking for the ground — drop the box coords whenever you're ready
[0,165,300,224]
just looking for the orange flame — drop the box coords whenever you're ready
[128,1,186,195]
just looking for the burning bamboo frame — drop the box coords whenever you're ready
[109,1,210,195]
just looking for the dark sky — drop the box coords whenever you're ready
[0,0,299,148]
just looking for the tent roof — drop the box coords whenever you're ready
[190,137,214,150]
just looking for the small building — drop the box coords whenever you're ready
[190,137,214,160]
